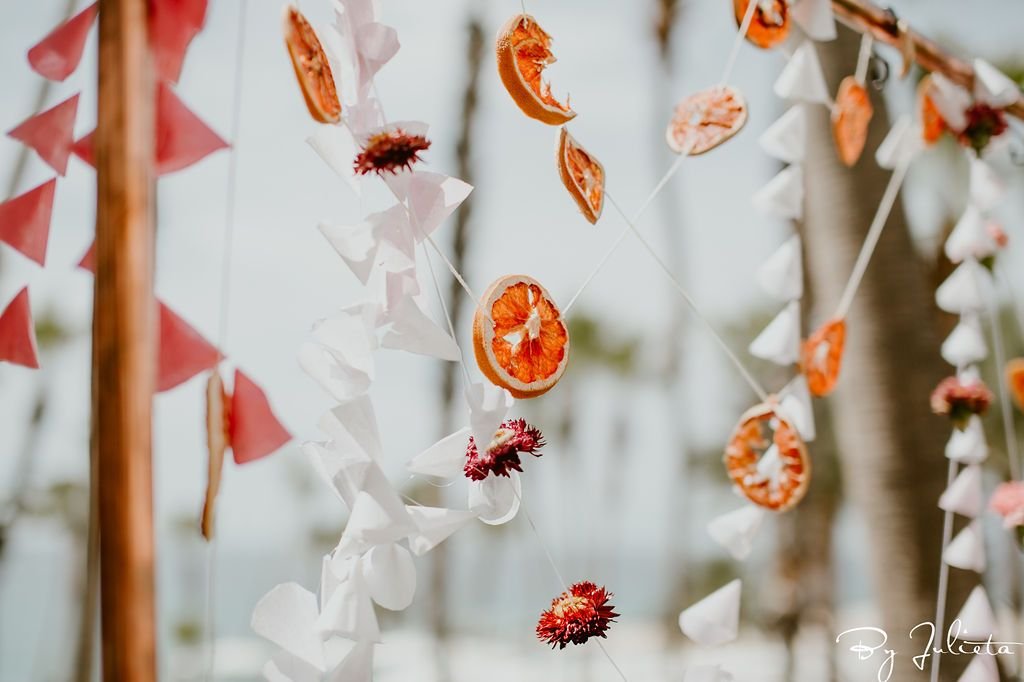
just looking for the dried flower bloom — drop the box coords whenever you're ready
[991,481,1024,528]
[987,221,1009,250]
[464,418,544,481]
[536,581,618,649]
[931,376,993,428]
[353,129,430,175]
[957,103,1008,153]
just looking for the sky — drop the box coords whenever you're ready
[2,0,1024,680]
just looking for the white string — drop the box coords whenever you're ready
[834,157,911,319]
[604,192,770,402]
[855,33,874,86]
[989,275,1021,481]
[719,0,759,86]
[929,460,958,682]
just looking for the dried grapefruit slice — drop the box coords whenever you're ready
[802,317,846,397]
[733,0,790,50]
[918,75,947,146]
[832,77,873,167]
[666,86,748,155]
[1007,358,1024,411]
[201,369,230,540]
[473,275,569,399]
[724,401,810,512]
[282,5,341,124]
[557,128,605,224]
[496,14,576,126]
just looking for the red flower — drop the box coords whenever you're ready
[930,376,993,428]
[991,481,1024,528]
[353,129,430,176]
[536,581,618,649]
[464,418,544,481]
[957,103,1008,153]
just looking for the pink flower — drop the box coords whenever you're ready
[536,581,619,649]
[930,376,993,428]
[464,418,544,481]
[991,481,1024,528]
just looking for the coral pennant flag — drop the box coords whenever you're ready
[76,240,95,272]
[0,179,56,266]
[7,94,81,176]
[72,83,228,175]
[0,288,40,369]
[28,3,99,82]
[157,302,220,392]
[149,0,209,83]
[230,370,291,464]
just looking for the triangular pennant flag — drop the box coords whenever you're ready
[758,105,807,164]
[0,178,56,266]
[969,156,1005,211]
[939,465,983,519]
[307,125,362,196]
[230,369,292,464]
[405,505,478,556]
[752,165,804,220]
[149,0,209,83]
[774,42,831,104]
[156,302,219,392]
[779,374,816,441]
[946,416,989,464]
[707,505,765,560]
[0,288,40,369]
[756,234,803,301]
[943,521,986,573]
[957,652,999,682]
[936,259,990,314]
[973,59,1021,109]
[407,427,471,479]
[77,240,95,272]
[305,441,371,510]
[749,301,801,366]
[954,586,997,640]
[876,115,922,170]
[317,395,384,462]
[678,579,741,646]
[316,567,381,642]
[7,94,80,176]
[28,3,98,82]
[941,316,987,368]
[71,132,94,168]
[380,297,461,362]
[945,205,996,264]
[251,582,326,672]
[156,82,229,175]
[791,0,836,41]
[360,542,416,611]
[405,171,473,238]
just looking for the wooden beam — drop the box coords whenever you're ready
[93,0,157,679]
[831,0,1024,120]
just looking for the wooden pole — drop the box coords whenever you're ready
[93,0,157,679]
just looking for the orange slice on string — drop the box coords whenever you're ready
[666,86,748,155]
[918,75,947,146]
[832,77,874,167]
[1007,358,1024,411]
[473,275,569,399]
[801,318,846,397]
[557,128,605,224]
[724,401,810,512]
[733,0,790,50]
[201,369,230,540]
[496,14,576,126]
[282,5,342,124]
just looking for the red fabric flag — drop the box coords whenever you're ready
[71,132,94,168]
[77,240,96,272]
[7,94,81,176]
[28,3,99,82]
[149,0,209,83]
[0,179,56,266]
[0,287,40,369]
[157,302,220,392]
[229,370,291,464]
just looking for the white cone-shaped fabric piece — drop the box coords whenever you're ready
[941,316,987,368]
[936,259,990,314]
[335,488,417,556]
[758,106,807,164]
[749,301,801,366]
[325,642,375,682]
[946,416,989,464]
[466,382,513,452]
[876,115,922,170]
[943,522,986,573]
[469,471,521,525]
[756,235,803,301]
[317,570,381,642]
[381,296,461,361]
[791,0,836,41]
[318,219,377,284]
[969,156,1006,210]
[752,165,804,220]
[318,395,384,461]
[407,427,471,478]
[707,505,766,560]
[405,505,478,556]
[957,652,999,682]
[307,125,361,196]
[684,664,735,682]
[305,441,371,509]
[939,465,983,518]
[361,542,417,611]
[405,171,474,239]
[774,42,831,104]
[954,586,998,640]
[679,579,741,646]
[779,375,816,442]
[945,206,996,264]
[973,59,1021,108]
[252,583,326,672]
[930,73,971,131]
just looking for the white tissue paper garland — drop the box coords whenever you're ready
[758,105,807,164]
[941,315,987,369]
[707,505,766,560]
[756,234,803,302]
[938,465,983,518]
[875,114,923,170]
[954,586,998,640]
[943,521,986,573]
[679,579,742,646]
[936,259,991,315]
[973,58,1020,109]
[958,651,1000,682]
[779,374,817,442]
[749,300,802,365]
[774,42,831,105]
[751,165,804,220]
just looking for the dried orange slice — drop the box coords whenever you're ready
[802,318,846,397]
[666,86,748,155]
[201,369,230,540]
[918,75,947,146]
[724,401,810,512]
[733,0,790,50]
[282,5,341,124]
[496,14,576,126]
[832,77,874,167]
[1007,358,1024,411]
[473,275,569,399]
[557,128,604,224]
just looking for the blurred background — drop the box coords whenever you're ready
[2,0,1024,680]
